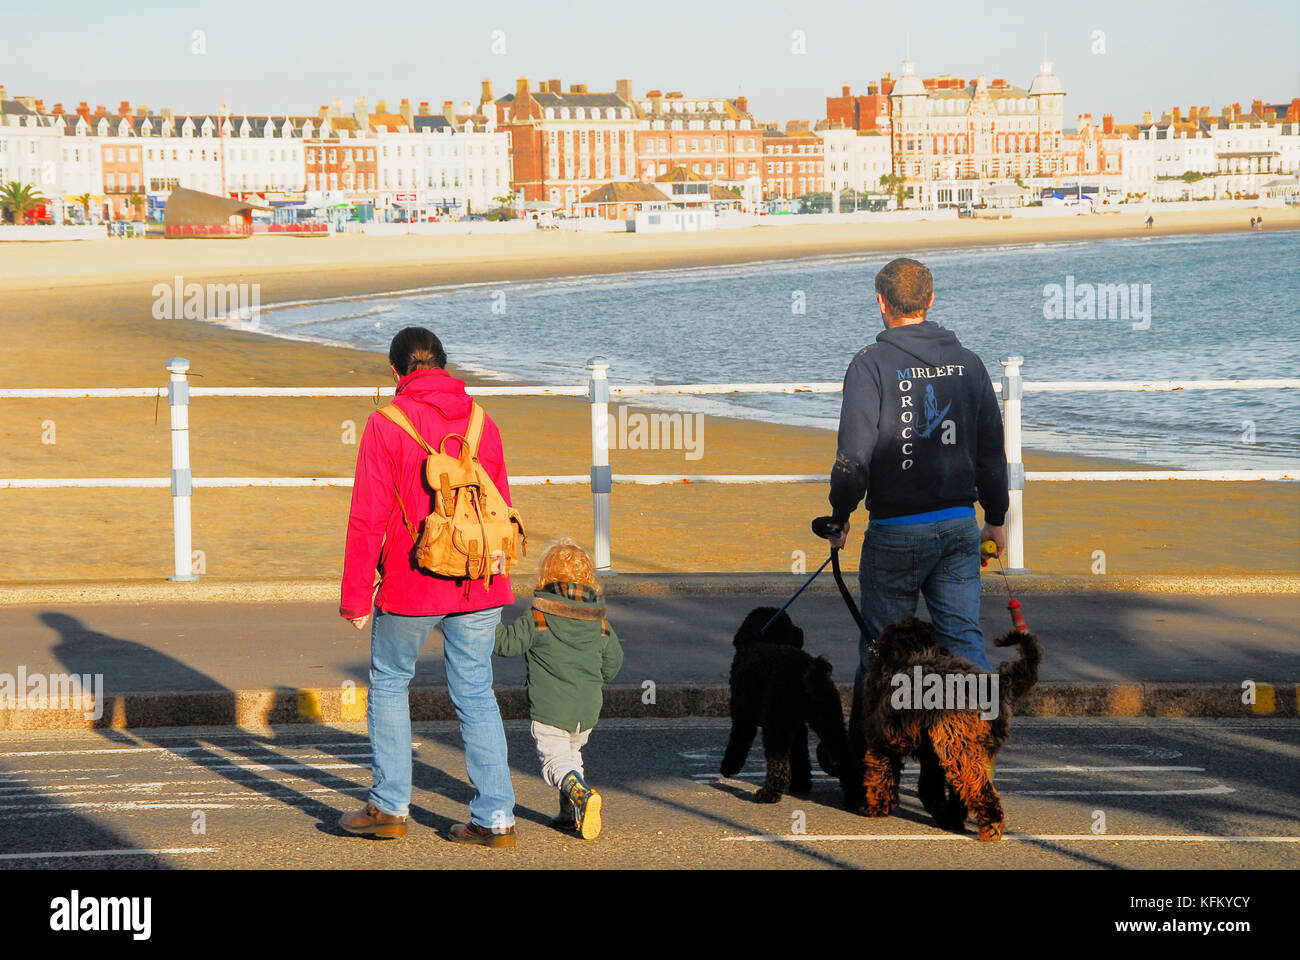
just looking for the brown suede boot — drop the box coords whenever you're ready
[448,822,517,848]
[339,803,408,838]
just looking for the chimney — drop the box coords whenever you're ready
[34,98,46,114]
[481,78,494,105]
[1102,113,1114,134]
[646,90,662,98]
[135,104,149,117]
[400,98,413,126]
[118,100,131,117]
[515,76,531,107]
[616,78,632,102]
[51,102,64,114]
[736,96,748,115]
[0,85,6,103]
[353,96,368,127]
[1172,106,1181,121]
[443,100,456,123]
[318,105,329,122]
[548,78,561,95]
[376,98,389,114]
[842,83,851,97]
[867,82,878,95]
[418,101,430,115]
[1142,110,1152,124]
[331,97,343,118]
[460,100,471,116]
[77,101,90,121]
[569,83,586,94]
[162,106,175,122]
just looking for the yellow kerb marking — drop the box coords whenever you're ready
[297,688,323,721]
[341,687,368,723]
[1251,683,1275,716]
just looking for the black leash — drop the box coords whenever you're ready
[759,517,874,638]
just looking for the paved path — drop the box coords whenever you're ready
[0,718,1295,869]
[1,593,1296,694]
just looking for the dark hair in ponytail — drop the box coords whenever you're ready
[388,327,447,376]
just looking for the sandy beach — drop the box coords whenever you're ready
[1,206,1296,584]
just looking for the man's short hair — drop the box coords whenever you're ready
[874,258,933,317]
[388,327,447,376]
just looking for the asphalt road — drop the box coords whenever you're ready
[0,717,1296,870]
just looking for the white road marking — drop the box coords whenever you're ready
[725,833,1300,843]
[0,742,393,759]
[1013,785,1235,796]
[0,847,218,861]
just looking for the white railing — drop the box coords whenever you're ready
[1,357,1296,579]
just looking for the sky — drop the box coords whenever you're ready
[5,0,1297,125]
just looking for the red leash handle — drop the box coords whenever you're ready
[1008,597,1028,633]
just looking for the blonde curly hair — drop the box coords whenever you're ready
[535,537,602,594]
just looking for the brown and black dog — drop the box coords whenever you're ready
[853,616,1042,840]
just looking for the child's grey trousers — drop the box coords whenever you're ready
[531,720,593,787]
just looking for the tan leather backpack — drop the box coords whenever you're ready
[377,401,525,590]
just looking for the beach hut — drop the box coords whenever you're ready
[576,182,670,221]
[983,183,1032,209]
[163,187,272,238]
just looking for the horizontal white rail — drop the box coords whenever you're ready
[1023,379,1300,393]
[1025,470,1296,482]
[8,469,1295,491]
[0,475,591,489]
[3,378,1297,401]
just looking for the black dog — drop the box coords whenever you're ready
[721,607,853,803]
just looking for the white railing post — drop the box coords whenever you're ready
[166,357,198,582]
[587,357,613,573]
[1000,356,1028,573]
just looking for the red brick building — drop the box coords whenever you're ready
[489,77,640,211]
[825,77,894,132]
[631,90,761,188]
[761,122,825,200]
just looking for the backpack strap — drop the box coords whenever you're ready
[377,404,434,454]
[464,403,486,457]
[375,404,429,544]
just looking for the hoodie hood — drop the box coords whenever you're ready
[876,320,962,369]
[394,368,473,419]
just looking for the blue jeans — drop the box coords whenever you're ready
[367,607,515,828]
[855,514,991,685]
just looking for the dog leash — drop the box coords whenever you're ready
[811,517,873,638]
[981,541,1028,632]
[759,554,833,636]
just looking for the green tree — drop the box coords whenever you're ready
[73,192,93,221]
[1180,171,1204,183]
[128,192,146,220]
[879,173,908,209]
[0,181,48,224]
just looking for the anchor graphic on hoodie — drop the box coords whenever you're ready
[917,384,951,439]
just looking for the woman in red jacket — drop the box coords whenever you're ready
[338,327,517,847]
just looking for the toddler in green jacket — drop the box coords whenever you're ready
[495,538,623,839]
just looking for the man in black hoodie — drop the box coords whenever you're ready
[827,257,1008,678]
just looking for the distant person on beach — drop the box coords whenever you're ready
[1144,215,1154,229]
[826,257,1009,681]
[1250,217,1257,229]
[494,538,623,840]
[1256,215,1264,230]
[338,326,519,847]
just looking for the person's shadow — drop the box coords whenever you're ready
[40,610,544,839]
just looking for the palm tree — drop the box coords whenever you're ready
[0,181,49,225]
[128,192,146,221]
[879,173,908,210]
[72,192,93,223]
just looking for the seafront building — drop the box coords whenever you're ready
[2,69,1297,225]
[488,77,640,211]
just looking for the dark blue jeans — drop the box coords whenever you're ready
[855,514,990,687]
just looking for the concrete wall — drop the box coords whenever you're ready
[0,225,107,242]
